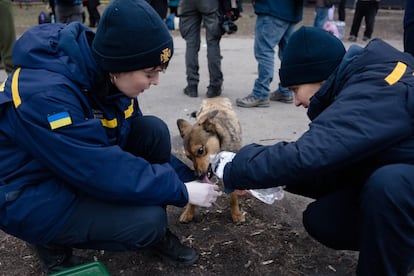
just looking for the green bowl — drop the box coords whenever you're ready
[48,261,110,276]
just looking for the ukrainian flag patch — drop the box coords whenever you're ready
[48,111,72,130]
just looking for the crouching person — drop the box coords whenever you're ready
[0,0,220,273]
[211,26,414,275]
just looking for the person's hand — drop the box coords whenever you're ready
[209,151,236,179]
[184,181,221,207]
[234,189,249,196]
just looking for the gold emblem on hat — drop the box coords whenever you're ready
[160,48,171,64]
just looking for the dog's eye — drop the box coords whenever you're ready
[197,147,204,156]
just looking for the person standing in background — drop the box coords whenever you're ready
[179,0,224,98]
[313,0,331,29]
[236,0,304,107]
[168,0,179,15]
[84,0,101,27]
[55,0,84,23]
[0,0,16,75]
[48,0,56,21]
[337,0,346,22]
[348,0,380,42]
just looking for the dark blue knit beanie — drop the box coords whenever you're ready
[92,0,173,72]
[279,26,346,87]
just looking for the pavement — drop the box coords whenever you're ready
[0,35,404,151]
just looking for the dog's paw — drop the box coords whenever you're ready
[179,211,194,223]
[231,210,246,223]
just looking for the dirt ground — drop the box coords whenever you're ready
[0,2,406,276]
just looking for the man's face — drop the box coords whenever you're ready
[289,82,323,108]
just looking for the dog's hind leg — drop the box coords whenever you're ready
[229,192,245,223]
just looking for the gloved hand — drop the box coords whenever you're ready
[209,151,236,179]
[184,181,221,207]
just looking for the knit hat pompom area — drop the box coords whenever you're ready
[92,0,173,72]
[279,26,346,87]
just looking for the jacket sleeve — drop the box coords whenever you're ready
[223,73,413,191]
[12,78,189,207]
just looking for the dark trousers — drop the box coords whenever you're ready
[299,164,414,275]
[179,0,223,89]
[48,116,193,251]
[86,0,100,27]
[349,1,379,39]
[337,0,346,21]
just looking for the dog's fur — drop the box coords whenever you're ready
[177,97,245,223]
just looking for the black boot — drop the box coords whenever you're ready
[206,85,222,98]
[183,85,198,97]
[150,229,198,267]
[27,243,85,274]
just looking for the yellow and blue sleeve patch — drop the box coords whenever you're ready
[48,111,72,130]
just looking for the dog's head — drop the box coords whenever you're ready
[177,110,222,180]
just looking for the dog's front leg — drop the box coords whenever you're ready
[179,203,196,223]
[230,192,245,222]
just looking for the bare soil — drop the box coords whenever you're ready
[0,3,405,276]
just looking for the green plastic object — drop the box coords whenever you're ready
[48,261,110,276]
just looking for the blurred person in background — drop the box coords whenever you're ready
[0,0,16,75]
[236,0,304,107]
[348,0,380,42]
[55,0,83,23]
[83,0,101,27]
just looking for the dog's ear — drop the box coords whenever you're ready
[177,119,192,138]
[200,110,219,133]
[200,110,230,146]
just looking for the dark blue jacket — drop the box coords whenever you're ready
[253,0,304,23]
[224,39,414,191]
[0,23,189,243]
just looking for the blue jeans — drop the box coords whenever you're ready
[314,7,329,29]
[252,15,296,99]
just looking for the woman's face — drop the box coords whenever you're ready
[289,82,323,108]
[110,66,164,98]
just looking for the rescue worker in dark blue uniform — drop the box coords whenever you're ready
[211,26,414,275]
[0,0,220,273]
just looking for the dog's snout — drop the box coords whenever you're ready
[194,171,206,180]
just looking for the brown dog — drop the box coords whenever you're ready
[177,97,245,223]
